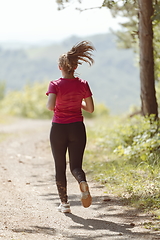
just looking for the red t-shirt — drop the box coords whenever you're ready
[46,77,92,124]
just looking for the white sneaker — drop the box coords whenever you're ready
[57,203,71,213]
[80,181,92,208]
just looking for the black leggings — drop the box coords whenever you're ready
[50,121,87,203]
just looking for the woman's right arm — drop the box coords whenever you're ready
[81,96,94,113]
[47,93,56,111]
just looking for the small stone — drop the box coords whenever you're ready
[103,197,111,202]
[19,160,24,163]
[130,222,135,227]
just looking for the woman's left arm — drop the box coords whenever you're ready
[46,93,56,111]
[81,96,94,113]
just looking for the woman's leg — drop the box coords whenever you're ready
[67,122,87,183]
[68,122,92,208]
[50,123,68,203]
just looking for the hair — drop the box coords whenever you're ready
[58,41,95,74]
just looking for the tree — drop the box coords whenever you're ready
[138,0,158,117]
[56,0,159,118]
[106,0,159,117]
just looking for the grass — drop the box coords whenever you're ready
[84,115,160,231]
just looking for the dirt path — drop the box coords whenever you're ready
[0,118,160,240]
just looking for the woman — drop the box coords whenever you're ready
[46,41,95,213]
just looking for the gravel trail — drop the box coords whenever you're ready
[0,118,160,240]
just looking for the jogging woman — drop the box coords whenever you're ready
[46,41,95,213]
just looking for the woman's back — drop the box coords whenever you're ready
[47,77,92,123]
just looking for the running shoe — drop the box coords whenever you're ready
[57,202,71,213]
[80,181,92,208]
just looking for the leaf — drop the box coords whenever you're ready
[102,0,116,8]
[140,154,147,161]
[153,4,160,21]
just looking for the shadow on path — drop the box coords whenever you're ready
[11,213,160,240]
[65,213,160,239]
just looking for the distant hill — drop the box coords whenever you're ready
[0,33,140,114]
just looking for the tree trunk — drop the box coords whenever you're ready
[138,0,158,118]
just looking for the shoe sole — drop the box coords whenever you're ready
[58,208,71,213]
[80,181,92,208]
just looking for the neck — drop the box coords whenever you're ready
[61,70,75,79]
[62,74,75,79]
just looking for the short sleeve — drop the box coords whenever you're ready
[46,81,58,96]
[83,81,92,99]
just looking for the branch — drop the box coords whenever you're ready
[76,6,103,12]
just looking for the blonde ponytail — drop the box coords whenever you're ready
[59,41,95,73]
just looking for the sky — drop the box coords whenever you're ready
[0,0,123,43]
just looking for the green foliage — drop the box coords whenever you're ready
[156,81,160,112]
[102,0,139,51]
[113,115,160,165]
[84,115,160,225]
[102,0,160,84]
[154,24,160,81]
[0,81,53,119]
[152,3,160,21]
[102,0,116,9]
[86,115,160,168]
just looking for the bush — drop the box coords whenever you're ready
[0,81,52,119]
[113,115,160,166]
[84,115,160,222]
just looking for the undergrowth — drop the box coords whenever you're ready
[84,115,160,230]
